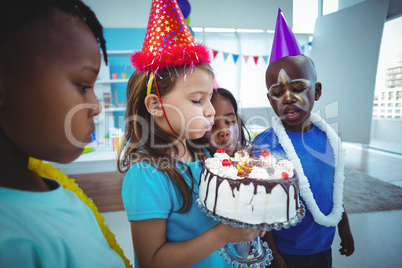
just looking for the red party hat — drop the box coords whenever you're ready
[131,0,210,72]
[269,8,303,64]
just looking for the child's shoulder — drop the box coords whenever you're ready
[126,160,163,176]
[253,127,276,144]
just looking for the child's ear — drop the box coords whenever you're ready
[314,82,322,101]
[144,94,163,117]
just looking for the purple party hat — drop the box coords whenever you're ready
[269,8,303,64]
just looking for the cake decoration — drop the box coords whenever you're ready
[260,149,277,168]
[199,149,304,227]
[261,150,270,157]
[199,148,305,267]
[216,147,226,153]
[222,159,232,167]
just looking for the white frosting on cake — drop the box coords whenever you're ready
[248,167,270,180]
[260,154,277,168]
[214,152,230,160]
[273,159,294,179]
[205,155,238,179]
[199,151,299,225]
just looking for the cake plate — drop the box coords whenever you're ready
[197,198,305,268]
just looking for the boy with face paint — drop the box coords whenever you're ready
[252,9,354,268]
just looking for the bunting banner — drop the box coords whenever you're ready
[211,41,311,66]
[223,52,229,61]
[232,54,239,63]
[253,56,259,64]
[212,50,268,66]
[213,50,219,59]
[243,55,249,63]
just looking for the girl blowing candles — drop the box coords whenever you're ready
[118,1,261,267]
[203,87,251,157]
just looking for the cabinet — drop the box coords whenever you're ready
[94,50,133,140]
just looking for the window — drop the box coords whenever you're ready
[323,0,338,16]
[293,0,318,33]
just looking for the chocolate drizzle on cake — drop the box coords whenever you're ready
[200,168,299,221]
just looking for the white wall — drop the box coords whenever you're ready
[83,0,151,28]
[310,0,389,144]
[83,0,293,30]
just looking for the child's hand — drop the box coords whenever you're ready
[215,222,261,244]
[338,216,355,256]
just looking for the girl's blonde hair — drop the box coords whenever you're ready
[118,63,213,213]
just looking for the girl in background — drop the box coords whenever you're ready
[204,87,251,157]
[118,2,260,267]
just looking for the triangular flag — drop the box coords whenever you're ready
[253,56,259,65]
[213,50,219,59]
[262,55,269,65]
[232,54,239,63]
[223,52,229,61]
[244,55,249,63]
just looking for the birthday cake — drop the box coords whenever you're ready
[199,149,300,226]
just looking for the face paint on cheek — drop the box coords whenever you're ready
[295,90,310,111]
[268,69,311,113]
[229,124,239,143]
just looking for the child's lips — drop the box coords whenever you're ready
[221,142,233,150]
[283,108,300,120]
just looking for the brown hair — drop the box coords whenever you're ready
[118,63,213,213]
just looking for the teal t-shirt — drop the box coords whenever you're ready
[122,156,230,268]
[0,178,125,268]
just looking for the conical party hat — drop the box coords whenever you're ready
[269,8,303,64]
[131,0,210,72]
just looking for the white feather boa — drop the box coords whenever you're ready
[271,113,344,227]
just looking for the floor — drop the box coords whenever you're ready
[101,142,402,268]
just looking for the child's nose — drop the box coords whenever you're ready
[205,100,216,117]
[217,130,230,142]
[283,90,296,103]
[89,93,102,116]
